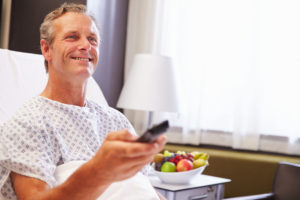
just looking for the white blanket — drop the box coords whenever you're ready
[54,161,159,200]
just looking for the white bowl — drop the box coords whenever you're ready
[153,165,206,185]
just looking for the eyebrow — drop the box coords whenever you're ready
[63,31,99,38]
[63,31,78,36]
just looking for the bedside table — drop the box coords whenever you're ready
[149,174,230,200]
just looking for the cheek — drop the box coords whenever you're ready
[94,46,99,55]
[92,47,99,62]
[65,45,78,57]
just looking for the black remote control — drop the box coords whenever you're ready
[136,120,169,143]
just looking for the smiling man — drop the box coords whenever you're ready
[0,3,166,200]
[40,9,99,105]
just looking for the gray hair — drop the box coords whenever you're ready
[40,3,98,72]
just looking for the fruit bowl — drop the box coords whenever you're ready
[153,165,206,185]
[151,150,209,185]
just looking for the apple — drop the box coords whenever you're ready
[176,159,193,172]
[161,161,176,172]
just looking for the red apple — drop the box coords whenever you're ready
[176,159,193,172]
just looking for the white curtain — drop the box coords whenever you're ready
[124,0,182,132]
[124,0,300,155]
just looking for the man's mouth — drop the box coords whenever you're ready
[71,57,92,62]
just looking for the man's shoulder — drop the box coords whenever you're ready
[14,96,45,116]
[2,96,45,129]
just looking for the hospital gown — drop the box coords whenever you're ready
[0,96,136,199]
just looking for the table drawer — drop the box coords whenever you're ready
[175,185,217,200]
[156,185,217,200]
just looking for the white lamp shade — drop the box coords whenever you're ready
[117,54,179,112]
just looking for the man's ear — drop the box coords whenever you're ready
[40,39,51,62]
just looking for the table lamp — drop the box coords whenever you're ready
[117,54,179,128]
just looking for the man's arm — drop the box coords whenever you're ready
[11,160,111,200]
[11,160,109,200]
[11,130,167,200]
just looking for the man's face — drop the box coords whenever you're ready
[46,12,100,81]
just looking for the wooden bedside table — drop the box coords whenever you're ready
[149,174,230,200]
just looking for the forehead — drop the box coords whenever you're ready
[52,12,99,37]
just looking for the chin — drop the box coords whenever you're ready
[76,68,94,79]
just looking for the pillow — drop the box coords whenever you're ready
[0,48,107,125]
[54,161,160,200]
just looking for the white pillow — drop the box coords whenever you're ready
[54,161,159,200]
[0,48,107,125]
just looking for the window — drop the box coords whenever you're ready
[125,0,300,155]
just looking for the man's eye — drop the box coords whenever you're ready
[89,37,97,44]
[67,35,77,39]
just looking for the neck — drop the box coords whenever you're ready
[41,74,88,107]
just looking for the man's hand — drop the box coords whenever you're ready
[90,129,167,183]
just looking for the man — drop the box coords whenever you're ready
[0,3,166,200]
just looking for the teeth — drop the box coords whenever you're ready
[73,57,89,61]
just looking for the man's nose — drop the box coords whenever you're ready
[79,37,91,50]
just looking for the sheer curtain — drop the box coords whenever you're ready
[123,0,181,132]
[124,0,300,155]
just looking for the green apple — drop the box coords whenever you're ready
[161,161,176,172]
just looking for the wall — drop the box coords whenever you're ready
[8,0,86,54]
[1,0,128,107]
[87,0,129,108]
